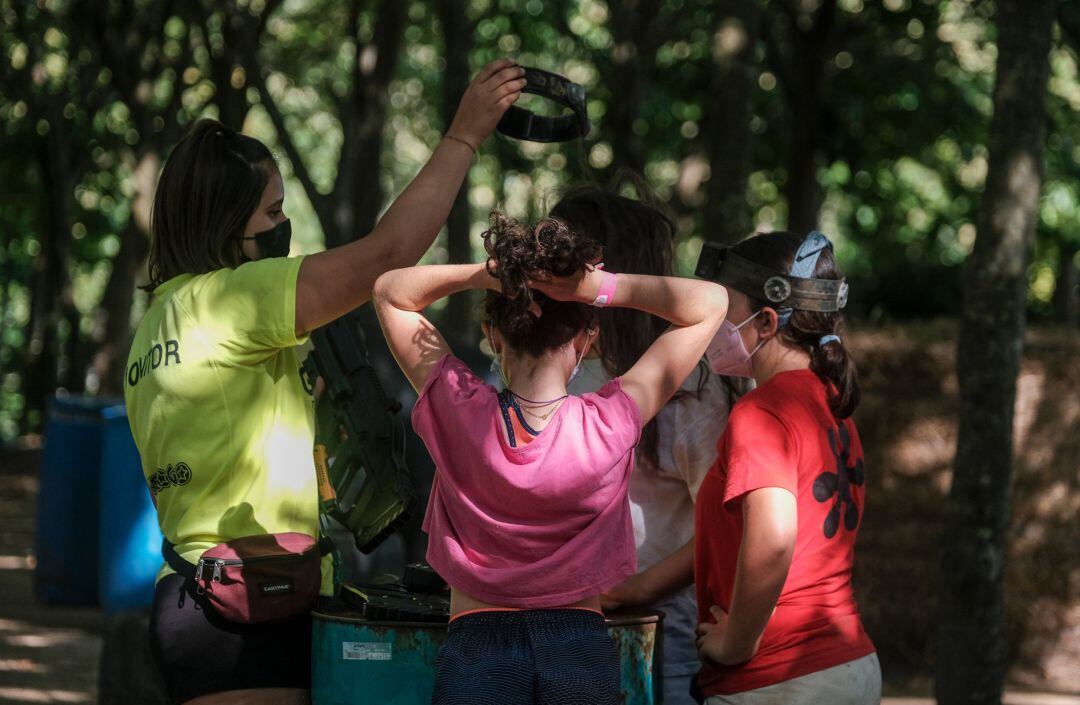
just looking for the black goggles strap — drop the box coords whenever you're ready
[496,67,589,143]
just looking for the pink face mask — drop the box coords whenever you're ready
[705,311,765,378]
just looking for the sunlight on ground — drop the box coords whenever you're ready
[0,659,48,674]
[884,694,1080,705]
[3,632,83,649]
[0,556,35,570]
[0,687,90,703]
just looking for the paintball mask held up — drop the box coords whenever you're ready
[496,67,589,143]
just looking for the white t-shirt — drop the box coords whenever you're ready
[570,358,735,679]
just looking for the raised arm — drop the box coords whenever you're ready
[295,59,525,335]
[530,269,728,423]
[372,263,498,393]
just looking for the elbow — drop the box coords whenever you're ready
[704,282,729,325]
[761,534,795,566]
[373,267,422,314]
[759,523,797,570]
[372,270,395,309]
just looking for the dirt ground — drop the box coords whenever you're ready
[850,323,1079,695]
[0,450,101,704]
[0,322,1076,704]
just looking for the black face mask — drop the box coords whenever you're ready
[241,219,292,260]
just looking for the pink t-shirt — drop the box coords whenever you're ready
[412,354,642,608]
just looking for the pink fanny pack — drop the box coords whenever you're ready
[163,532,329,624]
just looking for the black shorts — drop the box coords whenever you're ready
[150,573,311,704]
[432,609,619,705]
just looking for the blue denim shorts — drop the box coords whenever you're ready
[432,609,619,705]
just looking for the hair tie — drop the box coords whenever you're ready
[819,334,841,347]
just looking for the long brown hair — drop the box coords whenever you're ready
[730,231,860,419]
[550,184,675,376]
[549,183,687,466]
[146,119,276,290]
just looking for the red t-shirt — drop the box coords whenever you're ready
[694,369,875,695]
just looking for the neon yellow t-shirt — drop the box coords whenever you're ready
[124,256,332,593]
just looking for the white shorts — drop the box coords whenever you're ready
[705,652,882,705]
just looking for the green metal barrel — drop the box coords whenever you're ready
[311,606,663,704]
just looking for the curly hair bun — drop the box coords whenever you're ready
[482,211,600,356]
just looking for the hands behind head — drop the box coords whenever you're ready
[481,240,603,317]
[448,58,527,150]
[525,261,603,307]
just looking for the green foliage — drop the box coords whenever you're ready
[0,0,1078,446]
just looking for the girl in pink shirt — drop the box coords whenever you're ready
[373,213,728,705]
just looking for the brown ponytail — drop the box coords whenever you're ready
[482,211,601,358]
[807,331,860,420]
[730,231,860,419]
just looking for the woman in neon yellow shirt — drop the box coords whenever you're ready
[125,59,525,705]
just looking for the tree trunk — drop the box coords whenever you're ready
[22,259,56,436]
[703,0,761,246]
[0,227,9,333]
[329,0,408,248]
[605,0,664,176]
[438,0,475,343]
[213,2,260,129]
[23,121,77,432]
[90,150,155,396]
[784,84,824,234]
[47,106,82,395]
[1053,240,1078,328]
[937,2,1056,704]
[89,222,145,396]
[78,0,198,397]
[777,0,835,234]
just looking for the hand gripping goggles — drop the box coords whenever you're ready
[496,67,590,143]
[695,231,849,327]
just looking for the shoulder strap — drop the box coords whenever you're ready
[161,538,197,582]
[163,535,335,579]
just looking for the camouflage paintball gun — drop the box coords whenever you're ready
[303,309,414,554]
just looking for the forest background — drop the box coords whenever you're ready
[1,0,1077,702]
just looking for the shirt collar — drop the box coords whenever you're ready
[153,273,195,298]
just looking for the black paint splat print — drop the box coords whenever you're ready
[812,425,865,538]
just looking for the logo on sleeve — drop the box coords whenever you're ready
[149,462,193,495]
[812,425,864,539]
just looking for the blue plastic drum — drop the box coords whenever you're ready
[34,396,111,605]
[34,396,162,611]
[98,403,162,615]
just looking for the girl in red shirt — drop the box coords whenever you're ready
[693,231,879,704]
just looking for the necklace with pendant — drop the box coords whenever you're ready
[517,399,564,421]
[509,390,568,421]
